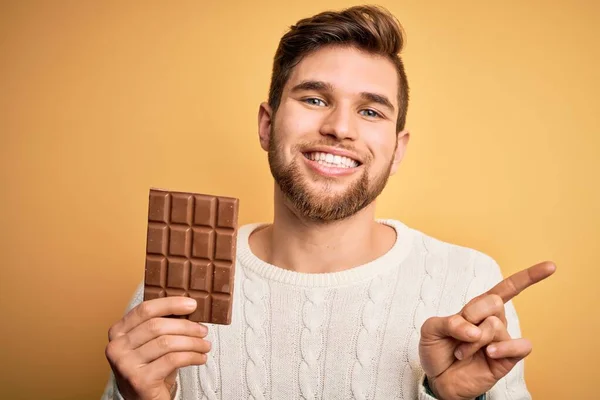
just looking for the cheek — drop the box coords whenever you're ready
[279,100,322,136]
[365,133,397,165]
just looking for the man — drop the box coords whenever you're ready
[102,5,555,400]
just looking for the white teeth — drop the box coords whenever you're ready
[305,152,359,168]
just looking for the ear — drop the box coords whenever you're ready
[258,102,273,152]
[389,129,410,175]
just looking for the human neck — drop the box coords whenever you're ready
[249,189,396,274]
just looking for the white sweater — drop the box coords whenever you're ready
[102,219,530,400]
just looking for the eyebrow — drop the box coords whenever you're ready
[360,92,396,114]
[290,80,396,114]
[290,80,334,93]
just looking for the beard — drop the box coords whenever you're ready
[267,125,395,223]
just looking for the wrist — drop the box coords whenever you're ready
[424,376,436,397]
[424,376,442,399]
[423,376,486,400]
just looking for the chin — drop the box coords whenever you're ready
[270,148,384,222]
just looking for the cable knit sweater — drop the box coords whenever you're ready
[102,219,531,400]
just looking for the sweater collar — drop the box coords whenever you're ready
[235,219,415,288]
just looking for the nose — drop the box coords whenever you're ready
[319,105,358,141]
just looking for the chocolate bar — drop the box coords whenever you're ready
[143,188,239,325]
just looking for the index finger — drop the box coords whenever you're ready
[108,296,197,341]
[488,261,556,303]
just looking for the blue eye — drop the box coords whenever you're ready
[360,109,381,118]
[304,98,327,107]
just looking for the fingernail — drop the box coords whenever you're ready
[454,349,463,360]
[184,298,197,308]
[487,345,497,356]
[467,327,480,338]
[198,323,208,335]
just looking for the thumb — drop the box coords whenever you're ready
[487,338,533,380]
[488,355,526,381]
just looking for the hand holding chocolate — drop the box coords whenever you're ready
[104,188,239,400]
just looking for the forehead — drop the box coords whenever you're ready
[285,45,398,105]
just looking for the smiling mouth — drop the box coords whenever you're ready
[302,151,361,169]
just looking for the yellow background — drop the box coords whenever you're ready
[1,1,597,399]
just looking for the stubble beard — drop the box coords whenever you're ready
[267,125,395,223]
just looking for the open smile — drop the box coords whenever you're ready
[301,151,363,177]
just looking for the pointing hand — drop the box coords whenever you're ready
[419,261,556,400]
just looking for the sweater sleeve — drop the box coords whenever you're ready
[477,254,532,400]
[100,283,183,400]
